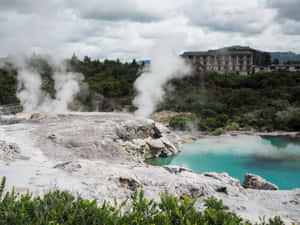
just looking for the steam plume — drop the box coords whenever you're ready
[50,72,83,112]
[16,58,83,113]
[17,69,44,112]
[133,41,191,118]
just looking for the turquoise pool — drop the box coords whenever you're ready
[151,135,300,190]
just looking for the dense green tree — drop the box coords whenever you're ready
[272,58,280,65]
[165,71,300,131]
[0,67,18,105]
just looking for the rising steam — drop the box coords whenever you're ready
[16,59,83,113]
[17,69,44,112]
[133,42,191,118]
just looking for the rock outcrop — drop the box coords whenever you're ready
[242,173,279,190]
[116,119,180,159]
[163,165,193,174]
[0,140,27,161]
[16,112,182,162]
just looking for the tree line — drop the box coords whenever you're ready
[1,54,300,131]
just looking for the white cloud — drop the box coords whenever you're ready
[0,0,299,59]
[183,0,275,35]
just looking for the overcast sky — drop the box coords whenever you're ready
[1,0,300,60]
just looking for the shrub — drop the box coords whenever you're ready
[275,113,300,131]
[169,114,197,131]
[205,117,220,129]
[200,109,217,118]
[0,177,285,225]
[226,122,240,131]
[197,120,208,131]
[211,128,225,136]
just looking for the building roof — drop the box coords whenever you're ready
[181,50,254,56]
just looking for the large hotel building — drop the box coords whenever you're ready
[181,47,271,75]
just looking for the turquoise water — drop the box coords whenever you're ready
[151,135,300,190]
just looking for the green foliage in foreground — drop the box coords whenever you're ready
[0,177,286,225]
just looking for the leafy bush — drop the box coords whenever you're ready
[0,177,286,225]
[169,114,197,131]
[211,128,225,136]
[206,117,220,129]
[204,114,229,130]
[197,120,208,131]
[275,113,300,131]
[226,122,240,131]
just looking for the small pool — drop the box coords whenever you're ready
[151,135,300,190]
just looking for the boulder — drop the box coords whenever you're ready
[203,172,240,186]
[115,118,181,159]
[146,139,165,149]
[163,165,193,174]
[0,141,24,161]
[119,177,140,191]
[116,120,157,140]
[242,173,278,190]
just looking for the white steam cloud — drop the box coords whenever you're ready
[16,60,83,113]
[183,135,300,156]
[17,69,44,112]
[133,41,191,118]
[51,72,83,112]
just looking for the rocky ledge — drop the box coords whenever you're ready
[242,173,279,190]
[0,112,299,224]
[3,112,181,162]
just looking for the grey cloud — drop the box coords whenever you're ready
[0,0,163,23]
[0,0,60,14]
[281,21,300,35]
[0,15,8,22]
[266,0,300,22]
[0,0,32,13]
[184,3,270,35]
[266,0,300,35]
[79,7,162,22]
[69,0,163,23]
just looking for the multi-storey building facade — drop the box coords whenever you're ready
[181,47,270,75]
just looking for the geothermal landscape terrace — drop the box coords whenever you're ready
[1,112,300,224]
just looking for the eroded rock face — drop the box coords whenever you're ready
[0,140,27,161]
[163,165,193,174]
[17,112,182,162]
[242,173,279,190]
[116,120,180,159]
[203,172,240,187]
